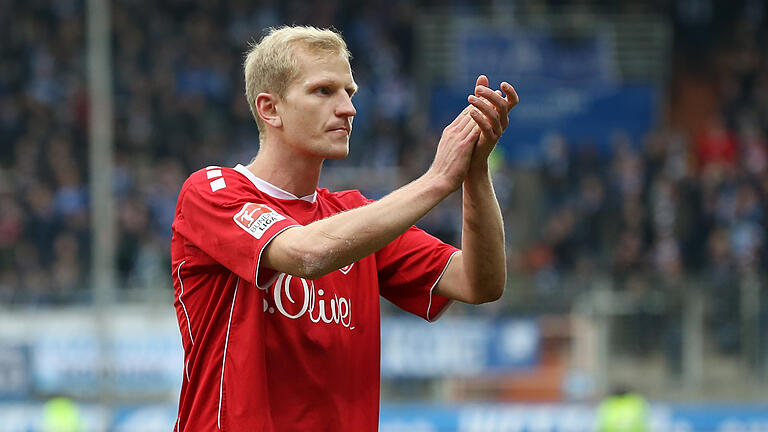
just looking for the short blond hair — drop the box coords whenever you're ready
[244,26,351,140]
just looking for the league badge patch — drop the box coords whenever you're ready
[234,203,286,239]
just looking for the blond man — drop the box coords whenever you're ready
[171,25,517,431]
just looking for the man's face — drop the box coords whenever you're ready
[277,49,357,160]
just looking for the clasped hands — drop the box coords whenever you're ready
[428,75,518,192]
[467,75,519,160]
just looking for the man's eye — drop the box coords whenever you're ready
[316,87,331,95]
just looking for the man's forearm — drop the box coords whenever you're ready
[460,161,506,302]
[263,106,481,280]
[263,173,453,279]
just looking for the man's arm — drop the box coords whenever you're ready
[435,76,519,304]
[261,107,480,280]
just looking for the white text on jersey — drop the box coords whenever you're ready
[265,273,355,330]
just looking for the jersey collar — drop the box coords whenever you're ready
[234,164,317,203]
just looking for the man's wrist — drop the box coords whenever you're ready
[419,171,456,199]
[466,159,490,182]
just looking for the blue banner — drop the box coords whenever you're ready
[30,329,182,398]
[5,403,767,432]
[380,403,768,432]
[431,27,659,163]
[456,30,616,88]
[380,318,539,377]
[430,83,659,164]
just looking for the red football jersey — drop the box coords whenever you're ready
[171,164,459,431]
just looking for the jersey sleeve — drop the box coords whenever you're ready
[376,226,460,321]
[174,180,301,288]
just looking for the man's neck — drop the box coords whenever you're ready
[245,143,323,198]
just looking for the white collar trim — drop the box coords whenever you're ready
[234,164,317,203]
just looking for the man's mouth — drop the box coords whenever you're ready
[329,127,350,135]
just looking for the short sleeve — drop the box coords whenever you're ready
[174,182,301,288]
[376,226,460,321]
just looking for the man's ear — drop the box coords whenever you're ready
[255,93,282,128]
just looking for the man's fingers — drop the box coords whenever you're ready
[466,116,482,142]
[501,82,519,108]
[448,106,470,127]
[461,107,479,135]
[469,121,481,141]
[452,80,518,142]
[457,106,475,128]
[468,95,502,137]
[475,86,511,131]
[466,116,481,137]
[469,108,497,141]
[493,90,510,130]
[447,105,475,131]
[476,75,490,89]
[475,86,509,115]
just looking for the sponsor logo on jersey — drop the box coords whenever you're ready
[233,203,285,239]
[263,273,355,330]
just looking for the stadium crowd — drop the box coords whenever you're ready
[1,0,766,363]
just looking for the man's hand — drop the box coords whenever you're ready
[467,75,519,165]
[432,75,517,305]
[425,106,481,193]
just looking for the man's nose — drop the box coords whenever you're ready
[336,93,356,117]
